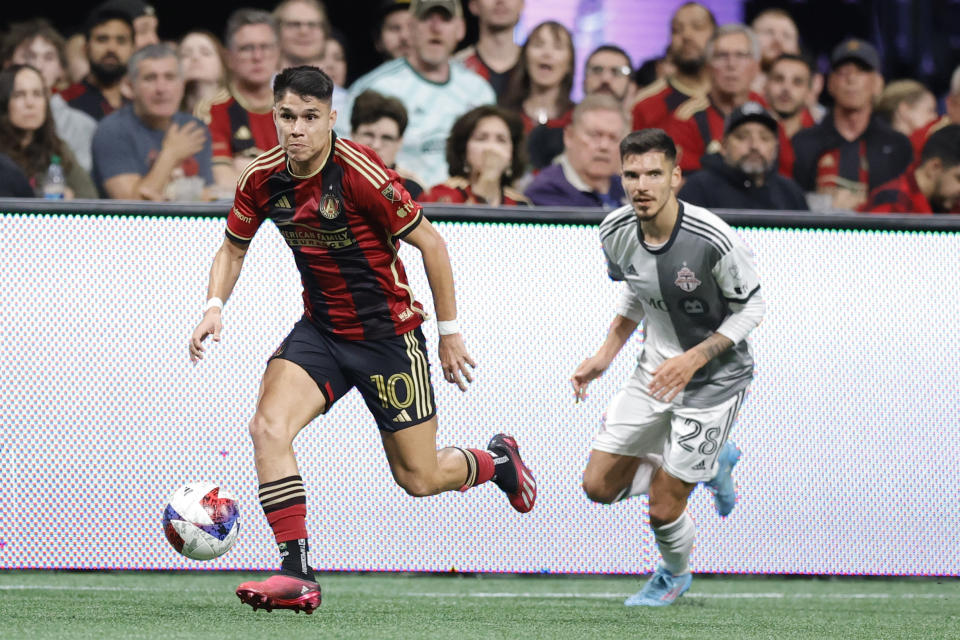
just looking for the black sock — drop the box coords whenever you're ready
[279,538,314,581]
[489,449,512,485]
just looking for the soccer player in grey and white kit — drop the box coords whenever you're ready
[571,128,765,606]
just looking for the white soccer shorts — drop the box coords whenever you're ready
[590,376,747,483]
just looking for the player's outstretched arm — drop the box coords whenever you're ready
[189,237,249,363]
[571,314,639,402]
[402,218,476,391]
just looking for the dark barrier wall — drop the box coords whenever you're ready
[2,200,959,575]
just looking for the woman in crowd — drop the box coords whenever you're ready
[499,21,576,170]
[178,30,228,116]
[875,79,939,138]
[320,28,349,89]
[422,105,529,206]
[0,64,96,198]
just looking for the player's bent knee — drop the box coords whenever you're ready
[395,472,441,498]
[581,479,621,504]
[648,501,685,527]
[247,413,294,450]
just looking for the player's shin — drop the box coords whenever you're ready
[652,511,695,575]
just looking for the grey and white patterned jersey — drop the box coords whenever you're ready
[599,200,763,408]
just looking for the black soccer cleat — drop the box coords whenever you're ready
[488,433,537,513]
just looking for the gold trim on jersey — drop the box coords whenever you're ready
[229,82,274,114]
[403,330,432,419]
[226,226,255,242]
[287,133,332,180]
[238,146,285,190]
[387,211,428,323]
[629,77,668,109]
[193,87,231,124]
[674,95,709,121]
[444,176,470,189]
[503,186,530,204]
[668,75,708,99]
[334,139,390,186]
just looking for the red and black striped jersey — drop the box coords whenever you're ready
[226,133,427,341]
[454,46,517,97]
[909,114,951,160]
[664,92,767,172]
[60,79,127,121]
[421,176,531,205]
[860,171,932,214]
[199,88,279,163]
[776,108,817,178]
[630,77,705,132]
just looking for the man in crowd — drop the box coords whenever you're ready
[583,45,635,112]
[274,0,328,69]
[455,0,524,97]
[862,124,960,214]
[525,95,627,208]
[665,23,764,173]
[200,9,281,195]
[92,43,213,200]
[909,64,960,159]
[792,39,912,211]
[348,0,495,189]
[764,53,817,177]
[350,89,425,198]
[678,101,808,210]
[631,2,715,131]
[60,5,134,120]
[375,0,414,62]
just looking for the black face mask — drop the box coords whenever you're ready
[89,60,127,86]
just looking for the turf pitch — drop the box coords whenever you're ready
[1,570,958,639]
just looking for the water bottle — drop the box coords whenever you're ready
[43,155,66,200]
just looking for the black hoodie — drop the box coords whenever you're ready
[678,152,809,211]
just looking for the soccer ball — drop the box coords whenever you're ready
[162,482,240,560]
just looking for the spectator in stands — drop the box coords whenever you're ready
[92,44,213,201]
[749,8,798,93]
[583,45,634,111]
[64,33,89,85]
[500,20,575,170]
[374,0,413,62]
[631,2,715,132]
[97,0,159,49]
[632,53,674,91]
[524,94,627,208]
[862,124,960,214]
[60,6,134,121]
[348,0,496,189]
[678,102,808,210]
[875,80,938,138]
[319,28,348,88]
[792,39,912,211]
[177,31,227,116]
[2,19,98,172]
[350,89,425,198]
[665,23,764,173]
[0,64,97,198]
[456,0,524,97]
[910,65,960,159]
[0,151,34,197]
[199,9,280,195]
[423,105,529,205]
[274,0,328,69]
[765,53,817,178]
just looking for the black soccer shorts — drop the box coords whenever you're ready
[269,317,436,432]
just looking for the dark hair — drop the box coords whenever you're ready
[500,21,575,116]
[586,44,631,68]
[633,56,663,88]
[620,128,677,164]
[0,64,67,179]
[84,7,134,40]
[273,65,334,103]
[350,89,408,135]
[770,52,814,77]
[0,19,69,90]
[674,2,718,30]
[921,124,960,168]
[446,105,527,186]
[224,8,277,50]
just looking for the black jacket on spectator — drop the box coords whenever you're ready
[0,152,34,198]
[791,113,912,193]
[678,153,809,211]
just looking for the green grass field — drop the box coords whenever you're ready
[1,571,958,639]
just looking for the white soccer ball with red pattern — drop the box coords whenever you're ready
[162,482,240,560]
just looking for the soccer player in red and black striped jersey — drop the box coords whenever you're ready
[862,124,960,214]
[188,66,536,614]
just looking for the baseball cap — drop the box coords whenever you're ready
[409,0,463,19]
[724,101,778,136]
[830,38,880,71]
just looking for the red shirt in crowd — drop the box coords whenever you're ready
[664,92,767,172]
[777,108,817,178]
[860,171,932,214]
[630,76,705,131]
[421,177,531,206]
[199,88,279,165]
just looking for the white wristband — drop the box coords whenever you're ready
[437,319,460,335]
[204,297,224,313]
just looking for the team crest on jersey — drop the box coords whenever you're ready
[381,184,400,203]
[320,193,342,219]
[675,265,701,292]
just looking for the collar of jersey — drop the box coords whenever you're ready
[637,200,685,255]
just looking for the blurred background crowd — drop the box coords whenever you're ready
[2,0,959,214]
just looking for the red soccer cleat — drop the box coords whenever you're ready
[488,434,537,513]
[236,573,322,614]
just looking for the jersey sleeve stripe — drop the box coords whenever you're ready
[392,209,423,239]
[335,140,390,183]
[679,223,731,256]
[225,227,254,243]
[681,218,733,253]
[237,147,285,190]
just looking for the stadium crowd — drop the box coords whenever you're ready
[2,0,959,214]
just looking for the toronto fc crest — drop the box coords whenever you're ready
[675,265,701,292]
[320,193,341,219]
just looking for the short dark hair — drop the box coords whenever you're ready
[586,44,631,68]
[273,65,334,104]
[770,52,814,77]
[620,128,677,164]
[84,7,134,40]
[350,89,408,135]
[446,105,527,186]
[921,124,960,169]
